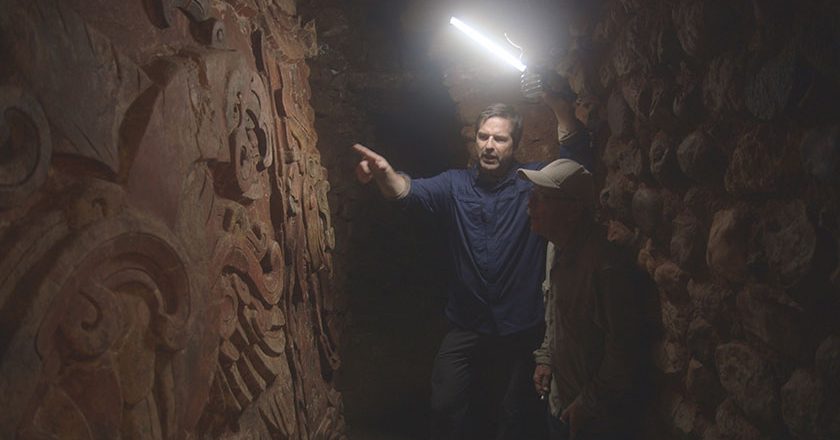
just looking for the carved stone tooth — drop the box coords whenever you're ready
[252,307,287,357]
[229,319,251,352]
[215,367,242,414]
[240,305,262,345]
[247,343,285,382]
[223,362,254,408]
[235,352,267,396]
[219,339,240,365]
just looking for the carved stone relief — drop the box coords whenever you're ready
[19,211,198,439]
[0,179,213,439]
[200,207,297,437]
[222,69,275,201]
[1,0,151,174]
[1,0,345,438]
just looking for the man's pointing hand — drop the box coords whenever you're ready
[352,143,408,199]
[353,143,392,184]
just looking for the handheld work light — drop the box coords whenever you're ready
[449,16,526,72]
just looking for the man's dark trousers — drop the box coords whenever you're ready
[429,325,545,440]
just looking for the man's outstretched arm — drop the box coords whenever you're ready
[352,143,410,200]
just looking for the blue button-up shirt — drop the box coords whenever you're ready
[401,162,547,335]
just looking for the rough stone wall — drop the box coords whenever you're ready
[0,0,346,438]
[432,0,840,438]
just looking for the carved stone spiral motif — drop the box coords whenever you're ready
[16,213,200,439]
[226,69,274,200]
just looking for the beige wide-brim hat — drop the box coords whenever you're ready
[517,159,594,201]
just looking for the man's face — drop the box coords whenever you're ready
[528,187,584,241]
[475,116,515,177]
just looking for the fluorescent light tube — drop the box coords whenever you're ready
[450,16,527,72]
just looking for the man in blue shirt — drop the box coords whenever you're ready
[354,94,589,439]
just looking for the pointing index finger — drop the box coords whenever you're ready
[352,143,377,159]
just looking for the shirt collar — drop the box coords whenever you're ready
[472,161,522,190]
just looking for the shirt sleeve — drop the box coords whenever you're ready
[399,170,454,214]
[533,242,556,366]
[578,264,642,416]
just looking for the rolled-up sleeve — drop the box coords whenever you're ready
[399,170,454,214]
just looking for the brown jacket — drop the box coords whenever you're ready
[533,223,643,434]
